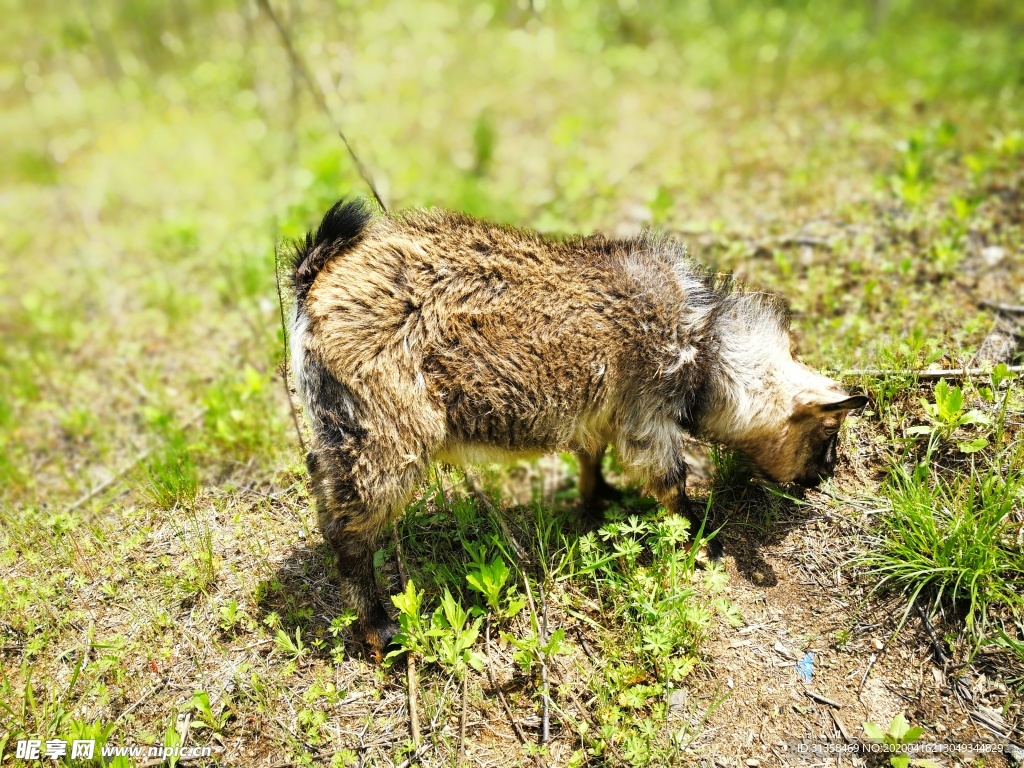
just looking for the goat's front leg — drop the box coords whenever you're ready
[618,426,722,561]
[649,457,723,561]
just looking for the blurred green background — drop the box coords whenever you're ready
[0,0,1022,503]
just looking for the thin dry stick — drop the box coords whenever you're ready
[518,568,550,749]
[116,677,168,724]
[980,300,1024,314]
[458,672,468,764]
[547,662,632,767]
[539,583,550,746]
[485,618,545,768]
[68,453,150,511]
[274,246,308,455]
[857,653,878,699]
[463,470,529,562]
[255,0,386,211]
[804,689,842,708]
[836,365,1024,380]
[829,709,854,743]
[391,528,422,750]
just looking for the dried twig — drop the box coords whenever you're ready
[548,661,632,767]
[829,709,854,743]
[980,300,1024,314]
[517,570,552,750]
[391,528,421,749]
[68,447,158,511]
[915,599,948,666]
[804,689,842,708]
[857,653,878,698]
[485,618,544,768]
[836,365,1024,380]
[274,245,308,455]
[574,625,597,661]
[254,0,386,211]
[116,677,168,725]
[458,672,469,764]
[539,583,550,746]
[463,470,528,562]
[748,233,835,255]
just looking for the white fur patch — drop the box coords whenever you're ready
[290,308,310,401]
[664,344,698,374]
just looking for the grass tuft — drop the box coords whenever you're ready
[860,458,1024,645]
[141,439,199,510]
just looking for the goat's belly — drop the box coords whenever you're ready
[435,442,550,467]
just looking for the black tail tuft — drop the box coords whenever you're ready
[291,197,376,305]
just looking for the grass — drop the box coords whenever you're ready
[863,459,1024,642]
[860,370,1024,654]
[141,441,199,511]
[2,0,1023,764]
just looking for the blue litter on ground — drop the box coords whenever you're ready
[796,652,814,683]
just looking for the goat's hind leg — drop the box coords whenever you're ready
[576,446,623,520]
[306,447,400,651]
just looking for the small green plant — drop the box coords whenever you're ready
[274,627,308,661]
[465,548,526,620]
[189,690,231,734]
[202,366,279,461]
[0,655,92,748]
[173,506,217,594]
[328,611,358,637]
[862,713,939,768]
[928,236,962,273]
[163,721,182,768]
[430,589,486,675]
[297,681,343,744]
[509,625,567,673]
[388,580,485,676]
[888,122,956,207]
[387,580,429,657]
[218,598,245,632]
[908,378,990,453]
[331,749,359,768]
[564,505,739,763]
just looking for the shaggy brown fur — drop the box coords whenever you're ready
[290,198,866,651]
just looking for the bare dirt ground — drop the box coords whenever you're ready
[680,463,1023,767]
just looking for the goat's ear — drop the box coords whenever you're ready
[819,395,869,412]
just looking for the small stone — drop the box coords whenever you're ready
[746,759,761,767]
[872,638,883,650]
[981,245,1006,265]
[774,641,794,659]
[667,689,689,714]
